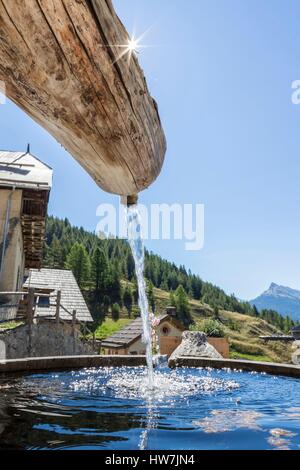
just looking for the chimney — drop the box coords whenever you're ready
[166,306,176,317]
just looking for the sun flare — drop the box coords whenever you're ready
[127,37,140,54]
[110,29,152,65]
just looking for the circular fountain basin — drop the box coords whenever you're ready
[0,366,300,450]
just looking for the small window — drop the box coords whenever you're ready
[162,326,170,336]
[22,198,45,217]
[37,296,50,308]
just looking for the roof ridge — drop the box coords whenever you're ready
[0,149,53,170]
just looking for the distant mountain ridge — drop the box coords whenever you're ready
[250,283,300,321]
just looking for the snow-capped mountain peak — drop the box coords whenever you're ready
[250,283,300,321]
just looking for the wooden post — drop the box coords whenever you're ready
[55,290,61,324]
[72,310,76,354]
[27,288,35,356]
[26,288,35,325]
[72,310,76,329]
[82,323,86,341]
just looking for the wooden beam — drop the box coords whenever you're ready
[55,290,61,324]
[0,0,166,195]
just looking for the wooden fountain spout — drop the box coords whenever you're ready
[0,0,166,196]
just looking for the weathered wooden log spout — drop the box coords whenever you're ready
[0,0,166,196]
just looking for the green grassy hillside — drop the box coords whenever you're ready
[97,284,292,363]
[44,216,293,364]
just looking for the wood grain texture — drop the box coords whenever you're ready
[0,0,166,195]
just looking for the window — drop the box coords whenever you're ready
[161,325,170,336]
[22,198,45,216]
[37,296,50,308]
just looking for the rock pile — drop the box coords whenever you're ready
[169,331,222,362]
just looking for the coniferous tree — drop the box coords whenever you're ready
[103,295,111,316]
[132,278,139,304]
[123,285,133,318]
[65,242,91,288]
[108,263,122,305]
[91,247,109,295]
[43,216,297,332]
[170,291,176,307]
[283,316,289,333]
[213,305,220,319]
[112,303,120,321]
[44,235,64,268]
[126,252,135,280]
[147,281,156,313]
[174,285,192,327]
[252,305,259,316]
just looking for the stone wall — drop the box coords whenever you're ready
[0,320,95,359]
[0,304,18,322]
[207,337,230,358]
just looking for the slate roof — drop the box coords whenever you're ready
[101,313,184,349]
[0,150,52,190]
[23,268,93,322]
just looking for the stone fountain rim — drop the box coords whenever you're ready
[0,355,299,379]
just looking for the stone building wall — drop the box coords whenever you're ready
[0,189,25,295]
[0,320,95,359]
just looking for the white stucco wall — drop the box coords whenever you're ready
[127,337,145,354]
[127,321,183,355]
[156,320,182,342]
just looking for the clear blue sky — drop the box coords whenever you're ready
[1,0,300,300]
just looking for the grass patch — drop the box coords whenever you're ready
[0,321,23,330]
[93,318,131,340]
[230,339,265,356]
[230,351,272,362]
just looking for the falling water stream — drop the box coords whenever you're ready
[127,204,154,387]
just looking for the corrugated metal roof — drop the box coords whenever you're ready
[101,313,183,348]
[0,150,52,190]
[23,268,93,323]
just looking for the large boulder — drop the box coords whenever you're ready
[169,331,222,362]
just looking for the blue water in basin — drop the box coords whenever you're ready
[0,366,299,450]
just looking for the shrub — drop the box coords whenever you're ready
[111,303,120,321]
[192,318,225,338]
[226,318,241,332]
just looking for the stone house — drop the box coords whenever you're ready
[0,149,52,320]
[0,149,94,358]
[102,305,230,358]
[101,309,185,357]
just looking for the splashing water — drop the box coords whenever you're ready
[127,205,154,387]
[69,367,240,402]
